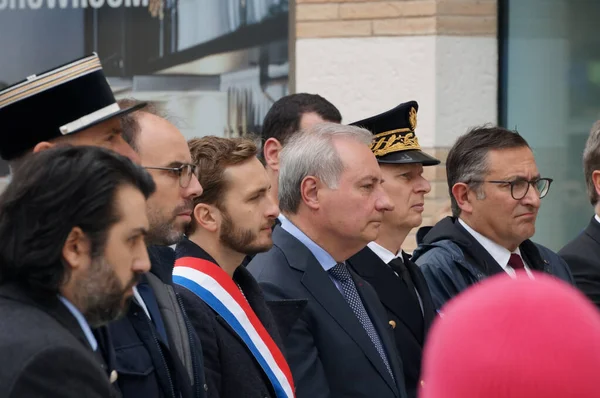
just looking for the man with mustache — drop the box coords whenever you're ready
[347,101,439,398]
[0,146,154,397]
[172,136,295,398]
[0,53,149,388]
[412,126,573,310]
[107,101,207,398]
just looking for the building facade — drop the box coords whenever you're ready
[293,0,498,251]
[292,0,599,253]
[1,0,597,253]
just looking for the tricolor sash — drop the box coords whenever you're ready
[173,257,295,398]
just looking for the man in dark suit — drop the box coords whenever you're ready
[248,122,408,398]
[0,146,155,397]
[173,136,300,398]
[347,101,439,398]
[560,120,600,309]
[108,100,207,398]
[412,126,573,310]
[240,93,341,267]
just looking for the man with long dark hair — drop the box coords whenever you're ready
[0,146,155,397]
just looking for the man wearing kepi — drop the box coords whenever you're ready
[173,136,295,398]
[0,146,155,397]
[0,53,146,385]
[347,101,438,398]
[0,53,143,168]
[248,123,407,398]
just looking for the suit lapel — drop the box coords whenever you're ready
[585,217,600,246]
[402,252,436,332]
[273,227,399,396]
[349,248,424,343]
[353,269,405,395]
[0,285,106,368]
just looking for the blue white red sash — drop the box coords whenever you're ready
[173,257,295,398]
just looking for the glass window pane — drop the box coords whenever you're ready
[501,0,600,250]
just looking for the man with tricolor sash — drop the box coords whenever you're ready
[172,136,297,398]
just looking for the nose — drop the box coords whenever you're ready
[183,174,203,199]
[133,243,151,274]
[521,183,541,208]
[264,194,280,219]
[417,175,431,194]
[116,136,141,164]
[375,186,395,212]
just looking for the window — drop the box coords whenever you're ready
[499,0,600,250]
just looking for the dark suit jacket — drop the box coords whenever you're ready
[248,225,408,398]
[108,246,203,398]
[348,248,436,398]
[174,237,292,398]
[0,284,118,398]
[559,216,600,309]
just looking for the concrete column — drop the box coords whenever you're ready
[293,0,499,251]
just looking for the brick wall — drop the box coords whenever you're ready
[296,0,497,39]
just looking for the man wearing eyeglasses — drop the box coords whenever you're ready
[412,126,574,310]
[106,100,207,398]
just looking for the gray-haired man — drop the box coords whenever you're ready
[248,123,408,398]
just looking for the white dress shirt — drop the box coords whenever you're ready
[458,218,533,278]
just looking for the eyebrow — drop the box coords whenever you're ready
[129,227,149,237]
[358,175,381,184]
[499,173,541,181]
[246,186,269,199]
[164,161,190,169]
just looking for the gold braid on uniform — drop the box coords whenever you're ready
[369,107,421,156]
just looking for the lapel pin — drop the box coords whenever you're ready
[389,320,396,329]
[109,370,118,383]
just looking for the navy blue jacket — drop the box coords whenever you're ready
[106,245,206,398]
[412,217,575,310]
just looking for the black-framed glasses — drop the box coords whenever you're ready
[144,163,198,188]
[470,177,553,200]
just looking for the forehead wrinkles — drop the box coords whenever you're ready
[488,159,538,179]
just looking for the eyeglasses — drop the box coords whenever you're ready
[144,163,198,188]
[470,177,553,200]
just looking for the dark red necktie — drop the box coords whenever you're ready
[508,253,525,270]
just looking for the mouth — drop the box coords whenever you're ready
[261,222,275,231]
[516,212,536,219]
[411,203,425,211]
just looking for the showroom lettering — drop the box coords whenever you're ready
[0,0,148,10]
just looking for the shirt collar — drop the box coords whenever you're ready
[367,241,402,264]
[595,214,600,225]
[279,214,338,271]
[458,218,522,271]
[58,295,98,351]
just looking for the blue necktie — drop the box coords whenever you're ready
[136,282,169,347]
[328,263,394,379]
